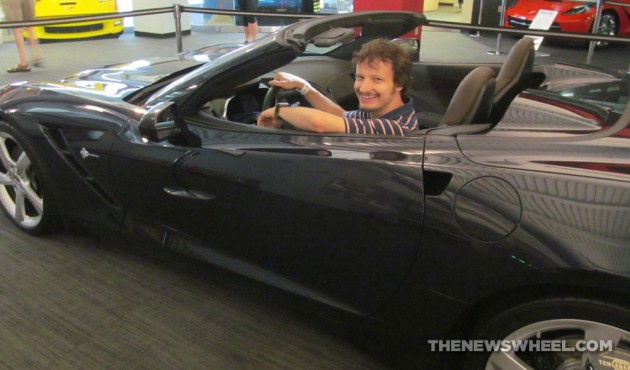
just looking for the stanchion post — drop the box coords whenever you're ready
[470,0,485,37]
[174,4,183,53]
[586,0,605,64]
[488,0,508,55]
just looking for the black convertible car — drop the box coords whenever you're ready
[0,11,629,370]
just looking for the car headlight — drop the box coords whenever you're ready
[562,4,594,15]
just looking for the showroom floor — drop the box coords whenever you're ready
[0,214,391,369]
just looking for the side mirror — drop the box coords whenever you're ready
[138,101,180,142]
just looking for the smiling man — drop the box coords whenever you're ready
[257,38,418,136]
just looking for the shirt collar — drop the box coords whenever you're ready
[380,96,414,119]
[359,96,414,119]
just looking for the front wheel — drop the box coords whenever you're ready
[594,13,618,47]
[0,122,61,235]
[464,298,630,370]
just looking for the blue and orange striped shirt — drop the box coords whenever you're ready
[343,97,418,136]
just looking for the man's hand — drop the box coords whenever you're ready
[257,107,283,128]
[269,72,311,95]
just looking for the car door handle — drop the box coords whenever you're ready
[164,187,215,200]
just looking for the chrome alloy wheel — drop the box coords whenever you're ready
[0,131,44,229]
[595,13,618,47]
[485,319,630,370]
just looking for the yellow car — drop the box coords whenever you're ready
[29,0,123,41]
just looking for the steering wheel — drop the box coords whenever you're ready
[262,85,310,112]
[262,86,280,111]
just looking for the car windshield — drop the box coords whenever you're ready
[142,12,425,109]
[142,36,285,108]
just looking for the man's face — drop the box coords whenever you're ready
[354,59,404,118]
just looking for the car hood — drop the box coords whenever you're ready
[461,89,630,182]
[60,43,244,98]
[495,89,613,132]
[541,62,629,91]
[509,0,592,16]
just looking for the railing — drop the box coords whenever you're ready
[427,20,629,44]
[0,6,322,52]
[0,5,627,61]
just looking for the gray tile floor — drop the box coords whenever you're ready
[0,214,390,369]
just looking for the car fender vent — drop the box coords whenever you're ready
[40,126,118,206]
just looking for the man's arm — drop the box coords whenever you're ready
[269,72,346,116]
[257,105,346,133]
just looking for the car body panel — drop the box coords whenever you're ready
[456,131,630,275]
[60,44,244,98]
[107,123,426,313]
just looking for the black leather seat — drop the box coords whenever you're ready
[489,37,536,123]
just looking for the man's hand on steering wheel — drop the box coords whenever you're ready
[269,72,311,95]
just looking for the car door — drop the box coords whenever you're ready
[169,123,426,313]
[107,122,196,235]
[113,10,429,314]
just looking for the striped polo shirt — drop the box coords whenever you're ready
[343,97,418,136]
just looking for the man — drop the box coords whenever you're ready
[1,0,44,73]
[257,38,418,136]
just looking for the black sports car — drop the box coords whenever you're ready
[58,43,244,98]
[0,11,629,369]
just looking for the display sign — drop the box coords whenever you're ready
[527,9,558,51]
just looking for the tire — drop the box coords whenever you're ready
[0,121,62,235]
[464,298,630,370]
[593,12,618,48]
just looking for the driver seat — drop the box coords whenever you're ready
[439,66,496,126]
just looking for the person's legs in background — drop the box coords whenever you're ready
[241,0,258,43]
[25,26,43,66]
[10,28,29,69]
[4,0,43,72]
[244,19,258,43]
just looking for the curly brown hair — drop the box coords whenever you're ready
[352,38,412,94]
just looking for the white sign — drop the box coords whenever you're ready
[527,10,558,52]
[529,9,558,30]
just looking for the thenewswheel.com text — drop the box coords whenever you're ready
[428,340,614,352]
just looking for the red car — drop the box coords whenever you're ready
[505,0,630,43]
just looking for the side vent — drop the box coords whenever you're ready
[40,126,119,207]
[424,170,453,196]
